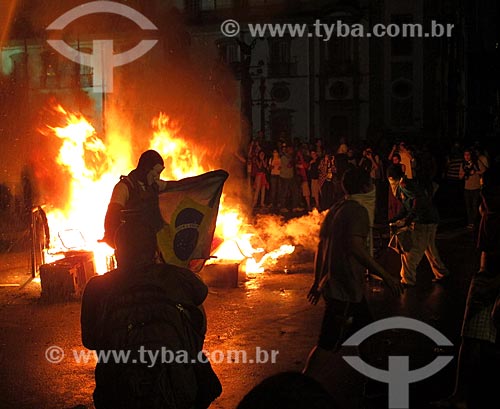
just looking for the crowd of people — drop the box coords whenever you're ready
[79,143,498,409]
[243,135,493,230]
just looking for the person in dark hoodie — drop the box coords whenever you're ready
[103,150,170,248]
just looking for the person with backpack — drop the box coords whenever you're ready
[81,218,221,409]
[103,150,170,248]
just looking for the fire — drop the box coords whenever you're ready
[149,113,206,179]
[41,104,296,276]
[43,105,120,273]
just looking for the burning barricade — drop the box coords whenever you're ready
[34,104,323,300]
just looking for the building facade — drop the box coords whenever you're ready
[1,0,498,189]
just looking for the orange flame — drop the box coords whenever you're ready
[42,104,296,275]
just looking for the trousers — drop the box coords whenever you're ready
[400,223,449,285]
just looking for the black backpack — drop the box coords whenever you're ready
[95,268,219,409]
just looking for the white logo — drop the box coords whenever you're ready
[46,1,158,93]
[342,316,454,409]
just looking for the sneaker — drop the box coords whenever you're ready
[292,207,305,212]
[280,208,289,213]
[467,224,474,230]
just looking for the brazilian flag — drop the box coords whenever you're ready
[156,170,228,272]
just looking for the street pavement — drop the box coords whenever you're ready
[0,219,488,409]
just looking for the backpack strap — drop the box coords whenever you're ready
[119,175,135,192]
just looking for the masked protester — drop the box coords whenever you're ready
[103,150,169,248]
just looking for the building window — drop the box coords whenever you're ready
[213,0,233,8]
[326,37,352,75]
[329,81,349,99]
[270,82,290,102]
[41,50,59,88]
[391,79,413,100]
[223,42,239,64]
[186,0,234,12]
[249,0,284,5]
[270,108,293,141]
[216,40,240,76]
[391,14,413,57]
[79,48,93,88]
[10,52,28,85]
[270,39,290,63]
[327,37,352,65]
[200,0,215,9]
[184,0,201,13]
[268,38,296,77]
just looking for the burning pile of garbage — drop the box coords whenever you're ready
[34,104,324,290]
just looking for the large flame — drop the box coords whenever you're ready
[42,104,297,275]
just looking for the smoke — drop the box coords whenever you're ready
[91,4,247,200]
[1,2,249,209]
[252,209,327,253]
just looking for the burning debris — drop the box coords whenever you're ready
[35,103,326,290]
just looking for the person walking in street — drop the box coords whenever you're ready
[387,165,450,286]
[304,167,403,383]
[459,148,486,229]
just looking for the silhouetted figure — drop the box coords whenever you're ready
[103,150,168,248]
[81,219,221,408]
[305,168,402,384]
[431,163,500,409]
[459,148,486,229]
